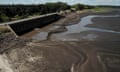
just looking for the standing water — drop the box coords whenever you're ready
[51,15,120,41]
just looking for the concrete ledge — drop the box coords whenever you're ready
[0,13,62,36]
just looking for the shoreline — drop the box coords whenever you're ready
[0,9,120,72]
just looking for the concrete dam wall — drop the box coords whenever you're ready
[4,13,62,36]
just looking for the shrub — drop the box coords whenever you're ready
[0,14,10,22]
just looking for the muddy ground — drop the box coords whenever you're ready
[0,9,120,72]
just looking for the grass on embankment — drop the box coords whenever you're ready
[0,7,110,35]
[0,12,41,23]
[0,13,41,35]
[76,7,111,14]
[90,7,111,12]
[0,25,10,35]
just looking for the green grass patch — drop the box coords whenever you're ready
[90,7,110,12]
[0,14,10,22]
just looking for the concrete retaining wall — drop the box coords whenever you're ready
[3,13,62,36]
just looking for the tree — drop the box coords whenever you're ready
[72,4,85,10]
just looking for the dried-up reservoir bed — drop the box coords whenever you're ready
[0,9,120,72]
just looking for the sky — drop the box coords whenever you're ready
[0,0,120,6]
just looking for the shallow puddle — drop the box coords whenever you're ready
[51,15,120,41]
[23,15,120,41]
[30,26,60,40]
[32,32,49,40]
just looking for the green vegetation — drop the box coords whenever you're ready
[90,7,110,12]
[0,14,10,22]
[0,2,71,23]
[0,2,95,23]
[0,2,117,23]
[0,2,118,35]
[72,4,94,10]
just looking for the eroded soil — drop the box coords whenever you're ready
[0,9,120,72]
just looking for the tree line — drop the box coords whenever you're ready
[0,2,94,23]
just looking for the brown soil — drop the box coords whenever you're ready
[0,9,120,72]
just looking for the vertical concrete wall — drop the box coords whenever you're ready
[7,13,62,36]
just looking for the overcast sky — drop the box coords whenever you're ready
[0,0,120,6]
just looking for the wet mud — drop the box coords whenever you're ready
[0,9,120,72]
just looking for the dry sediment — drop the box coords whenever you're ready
[0,9,120,72]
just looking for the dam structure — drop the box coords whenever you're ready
[0,13,62,36]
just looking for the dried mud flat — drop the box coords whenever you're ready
[0,9,120,72]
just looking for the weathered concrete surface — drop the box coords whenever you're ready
[1,13,62,36]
